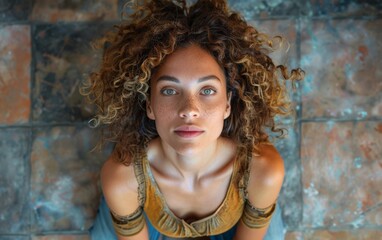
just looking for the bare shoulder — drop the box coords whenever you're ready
[247,143,285,208]
[101,152,140,215]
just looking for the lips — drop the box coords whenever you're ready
[174,125,204,138]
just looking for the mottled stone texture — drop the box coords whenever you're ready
[275,121,302,230]
[0,0,32,21]
[229,0,300,19]
[0,0,382,238]
[31,0,118,22]
[229,0,382,19]
[1,0,117,238]
[0,128,30,234]
[250,19,303,231]
[32,23,112,123]
[301,122,382,228]
[0,237,30,240]
[32,235,90,240]
[301,0,382,17]
[250,20,298,68]
[301,19,382,120]
[0,25,31,124]
[30,126,109,231]
[286,230,382,240]
[250,19,301,109]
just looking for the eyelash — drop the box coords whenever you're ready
[160,88,177,95]
[200,88,216,95]
[160,87,217,96]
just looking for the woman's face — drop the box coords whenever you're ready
[147,44,231,155]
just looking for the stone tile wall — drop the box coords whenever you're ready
[0,0,118,239]
[0,0,381,239]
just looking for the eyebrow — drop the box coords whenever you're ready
[155,75,222,83]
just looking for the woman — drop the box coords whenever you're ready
[84,0,303,239]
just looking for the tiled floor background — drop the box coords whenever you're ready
[0,0,381,239]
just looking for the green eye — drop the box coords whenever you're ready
[161,89,177,95]
[201,88,216,95]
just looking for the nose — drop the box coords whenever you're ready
[178,96,200,119]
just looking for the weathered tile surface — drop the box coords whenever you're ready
[250,20,298,68]
[301,0,382,17]
[250,19,301,112]
[301,121,382,228]
[275,121,302,230]
[0,25,31,124]
[285,231,303,240]
[257,23,301,229]
[286,229,382,240]
[301,19,382,120]
[0,236,29,240]
[30,0,118,22]
[229,0,300,19]
[30,126,111,231]
[0,0,32,22]
[32,23,112,123]
[0,128,30,234]
[32,234,89,240]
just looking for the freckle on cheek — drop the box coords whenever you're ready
[155,105,171,116]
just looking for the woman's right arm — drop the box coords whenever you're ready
[101,154,149,240]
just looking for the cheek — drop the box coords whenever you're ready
[153,103,175,120]
[204,100,229,116]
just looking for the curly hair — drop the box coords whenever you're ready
[82,0,304,182]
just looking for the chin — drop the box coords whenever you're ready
[175,139,223,156]
[172,144,205,156]
[160,135,221,156]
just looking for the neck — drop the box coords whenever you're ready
[159,139,221,180]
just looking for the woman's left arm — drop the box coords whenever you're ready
[233,144,285,240]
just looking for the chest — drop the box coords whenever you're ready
[151,170,232,221]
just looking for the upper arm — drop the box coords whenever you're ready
[247,144,285,208]
[100,154,149,240]
[100,153,140,215]
[234,144,285,240]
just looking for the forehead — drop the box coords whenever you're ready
[152,44,225,82]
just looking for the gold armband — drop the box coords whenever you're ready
[241,200,276,229]
[110,207,146,236]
